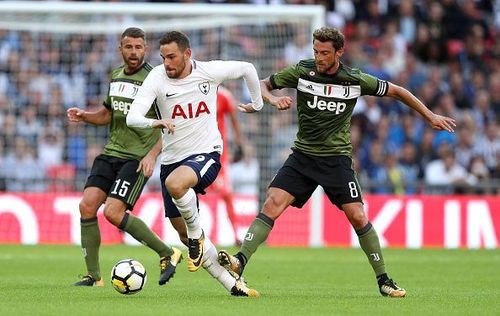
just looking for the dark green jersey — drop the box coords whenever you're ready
[103,63,160,160]
[270,59,388,157]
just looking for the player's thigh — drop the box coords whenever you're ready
[269,164,317,208]
[183,152,222,194]
[160,164,183,218]
[85,154,117,194]
[320,156,363,209]
[110,159,148,210]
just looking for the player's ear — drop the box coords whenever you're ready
[336,47,344,58]
[184,47,192,59]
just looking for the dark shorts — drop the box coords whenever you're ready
[85,154,148,210]
[269,149,363,209]
[160,152,221,218]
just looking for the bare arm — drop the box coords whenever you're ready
[386,82,456,132]
[136,136,162,177]
[67,106,111,125]
[239,77,293,113]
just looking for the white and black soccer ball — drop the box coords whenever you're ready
[110,259,147,295]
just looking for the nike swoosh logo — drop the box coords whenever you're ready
[166,93,177,97]
[192,245,204,267]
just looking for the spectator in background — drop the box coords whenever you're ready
[399,141,421,194]
[2,136,46,192]
[16,105,41,146]
[397,0,417,44]
[229,143,259,196]
[471,89,496,131]
[455,125,476,169]
[468,155,490,193]
[38,126,64,169]
[425,144,477,194]
[373,151,406,195]
[474,120,500,173]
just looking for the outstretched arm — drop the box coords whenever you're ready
[386,82,456,132]
[67,106,111,125]
[258,77,293,111]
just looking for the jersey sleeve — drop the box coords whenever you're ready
[127,70,159,128]
[206,60,263,111]
[270,64,300,89]
[358,71,388,97]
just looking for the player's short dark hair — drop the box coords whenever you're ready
[121,27,146,42]
[313,27,344,51]
[159,31,191,51]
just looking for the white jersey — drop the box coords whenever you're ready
[127,59,263,164]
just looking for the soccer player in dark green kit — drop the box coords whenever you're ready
[68,27,181,287]
[219,26,457,297]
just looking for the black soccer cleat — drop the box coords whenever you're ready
[379,278,406,297]
[73,274,104,287]
[159,247,183,285]
[187,231,205,272]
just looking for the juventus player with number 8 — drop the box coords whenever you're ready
[218,27,457,298]
[127,31,262,297]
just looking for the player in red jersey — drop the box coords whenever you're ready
[210,85,244,246]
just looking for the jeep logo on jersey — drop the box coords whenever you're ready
[111,98,131,115]
[199,81,210,95]
[171,101,210,119]
[306,95,347,114]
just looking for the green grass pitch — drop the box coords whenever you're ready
[1,245,499,315]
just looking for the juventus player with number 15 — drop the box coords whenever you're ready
[127,31,262,297]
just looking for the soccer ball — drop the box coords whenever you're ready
[110,259,147,295]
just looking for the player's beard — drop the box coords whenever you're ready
[125,54,144,72]
[316,59,337,74]
[166,57,187,79]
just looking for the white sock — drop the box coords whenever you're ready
[172,188,202,239]
[202,236,236,292]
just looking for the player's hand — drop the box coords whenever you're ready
[67,107,85,122]
[270,96,293,110]
[238,103,259,113]
[428,113,456,133]
[152,119,175,134]
[137,153,156,177]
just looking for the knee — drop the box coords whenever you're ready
[345,206,368,229]
[262,193,285,220]
[165,178,186,199]
[103,206,123,227]
[79,200,97,219]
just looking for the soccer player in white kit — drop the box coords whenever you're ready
[127,31,263,297]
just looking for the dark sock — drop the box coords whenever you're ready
[356,222,387,277]
[238,212,274,267]
[80,217,101,280]
[377,273,389,286]
[121,212,173,258]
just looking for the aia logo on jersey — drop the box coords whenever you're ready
[199,81,210,95]
[171,101,210,119]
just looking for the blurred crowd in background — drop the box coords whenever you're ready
[0,0,498,195]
